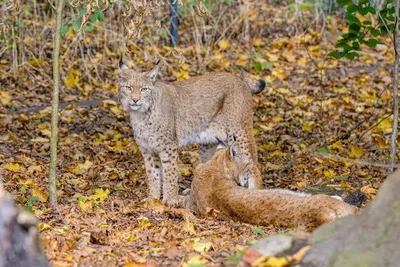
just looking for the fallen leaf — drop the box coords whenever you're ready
[347,145,364,158]
[218,39,230,49]
[32,187,49,202]
[2,163,22,172]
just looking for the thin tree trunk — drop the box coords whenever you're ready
[389,1,400,173]
[49,0,65,204]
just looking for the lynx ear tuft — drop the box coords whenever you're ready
[118,56,129,74]
[216,137,227,150]
[146,64,159,83]
[229,142,239,158]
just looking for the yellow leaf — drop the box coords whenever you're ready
[272,70,287,80]
[38,223,53,231]
[2,163,21,172]
[276,88,290,94]
[252,256,289,267]
[32,187,49,202]
[134,216,152,231]
[236,54,248,66]
[302,124,314,133]
[0,91,12,105]
[347,145,364,159]
[193,241,213,253]
[89,188,110,202]
[218,39,230,49]
[176,69,189,81]
[30,137,49,143]
[184,219,196,235]
[113,141,125,151]
[102,99,117,107]
[28,165,42,174]
[83,83,93,93]
[183,255,208,267]
[361,184,377,195]
[27,58,46,68]
[330,141,344,152]
[179,168,192,177]
[323,169,336,179]
[375,116,392,134]
[41,129,52,138]
[314,157,324,164]
[64,69,80,89]
[78,200,93,211]
[252,37,264,47]
[73,160,93,173]
[372,135,389,149]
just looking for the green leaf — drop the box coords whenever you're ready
[90,9,99,22]
[346,4,358,13]
[345,52,360,60]
[60,25,69,36]
[98,10,104,22]
[346,14,361,25]
[328,51,344,59]
[366,38,384,47]
[253,226,265,235]
[337,0,353,5]
[83,24,95,32]
[223,251,244,265]
[254,61,262,71]
[72,18,82,32]
[262,61,270,70]
[363,20,372,25]
[78,8,86,18]
[318,146,329,153]
[349,23,361,33]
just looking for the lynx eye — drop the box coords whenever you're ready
[121,86,132,91]
[140,87,150,92]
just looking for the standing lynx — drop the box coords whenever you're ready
[185,141,358,230]
[118,60,265,206]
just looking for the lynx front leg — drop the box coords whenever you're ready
[142,151,162,200]
[159,146,181,206]
[199,144,217,162]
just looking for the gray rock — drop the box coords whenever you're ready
[250,234,294,256]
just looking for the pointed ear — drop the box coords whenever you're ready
[216,137,227,150]
[146,64,159,83]
[118,57,129,75]
[229,142,239,158]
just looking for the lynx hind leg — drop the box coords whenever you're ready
[229,131,263,189]
[142,152,162,200]
[314,195,358,225]
[199,143,217,163]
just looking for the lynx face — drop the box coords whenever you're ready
[118,63,159,113]
[217,141,250,185]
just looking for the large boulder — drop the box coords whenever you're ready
[300,169,400,267]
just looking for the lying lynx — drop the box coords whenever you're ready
[118,60,265,206]
[184,141,358,230]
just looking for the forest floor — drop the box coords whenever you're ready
[0,2,395,266]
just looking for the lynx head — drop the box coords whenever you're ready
[215,138,249,186]
[118,59,159,113]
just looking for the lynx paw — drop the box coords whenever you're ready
[163,195,185,208]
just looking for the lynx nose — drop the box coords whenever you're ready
[132,99,139,103]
